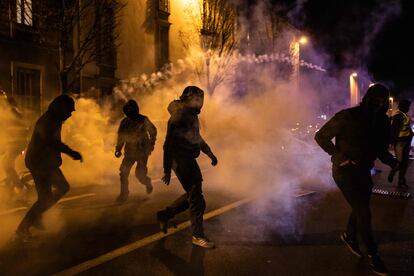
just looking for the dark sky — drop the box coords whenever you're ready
[272,0,414,95]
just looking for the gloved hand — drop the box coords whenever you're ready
[162,172,171,185]
[115,150,122,158]
[210,153,218,166]
[70,150,83,162]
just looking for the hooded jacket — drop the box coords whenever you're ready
[315,105,396,169]
[115,114,157,158]
[163,100,212,174]
[25,96,75,170]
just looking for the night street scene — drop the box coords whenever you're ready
[0,0,414,275]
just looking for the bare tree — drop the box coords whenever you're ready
[179,0,238,96]
[4,0,124,94]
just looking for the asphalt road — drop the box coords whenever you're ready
[0,161,413,276]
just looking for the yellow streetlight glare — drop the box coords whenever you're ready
[299,36,308,44]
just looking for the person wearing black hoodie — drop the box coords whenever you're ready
[115,99,157,202]
[157,86,218,249]
[315,83,398,276]
[16,94,82,240]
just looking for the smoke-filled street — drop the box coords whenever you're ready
[1,0,414,275]
[0,161,413,275]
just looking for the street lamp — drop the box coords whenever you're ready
[349,72,359,106]
[290,36,308,91]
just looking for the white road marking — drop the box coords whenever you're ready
[54,197,252,276]
[58,193,96,203]
[0,207,28,216]
[0,193,96,216]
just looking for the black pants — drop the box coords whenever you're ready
[119,155,151,195]
[164,157,205,237]
[333,165,377,255]
[394,138,412,183]
[17,168,69,231]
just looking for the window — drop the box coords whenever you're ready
[156,24,170,69]
[16,0,33,26]
[15,67,41,113]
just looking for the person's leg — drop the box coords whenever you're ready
[174,158,205,237]
[17,170,53,234]
[388,142,404,183]
[334,166,376,253]
[398,141,411,186]
[51,169,70,202]
[135,155,153,194]
[158,160,190,221]
[336,168,377,255]
[118,157,135,200]
[158,158,204,235]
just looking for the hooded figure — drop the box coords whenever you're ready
[157,86,218,249]
[115,99,157,202]
[388,99,412,187]
[315,83,398,275]
[16,94,82,240]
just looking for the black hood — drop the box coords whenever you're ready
[361,83,389,115]
[179,86,204,114]
[123,99,140,119]
[48,94,75,121]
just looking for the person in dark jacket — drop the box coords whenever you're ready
[315,83,398,275]
[115,99,157,202]
[16,94,82,240]
[388,99,412,188]
[157,86,218,249]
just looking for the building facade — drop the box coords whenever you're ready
[0,0,118,115]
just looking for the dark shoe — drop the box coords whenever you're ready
[340,233,362,257]
[157,211,169,234]
[116,193,129,203]
[192,236,215,249]
[368,254,388,276]
[145,183,153,195]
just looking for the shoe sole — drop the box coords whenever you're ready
[341,235,362,257]
[192,241,215,249]
[369,267,388,276]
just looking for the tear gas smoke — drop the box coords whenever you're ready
[0,2,361,248]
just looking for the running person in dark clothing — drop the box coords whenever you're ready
[388,99,412,188]
[315,84,398,275]
[16,94,82,240]
[157,86,218,249]
[115,99,157,202]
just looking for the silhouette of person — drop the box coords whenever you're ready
[16,94,82,240]
[315,83,398,275]
[388,99,412,188]
[115,99,157,202]
[157,86,218,249]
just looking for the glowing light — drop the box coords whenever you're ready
[369,83,375,87]
[351,72,358,77]
[299,36,308,44]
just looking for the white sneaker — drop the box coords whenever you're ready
[192,236,215,249]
